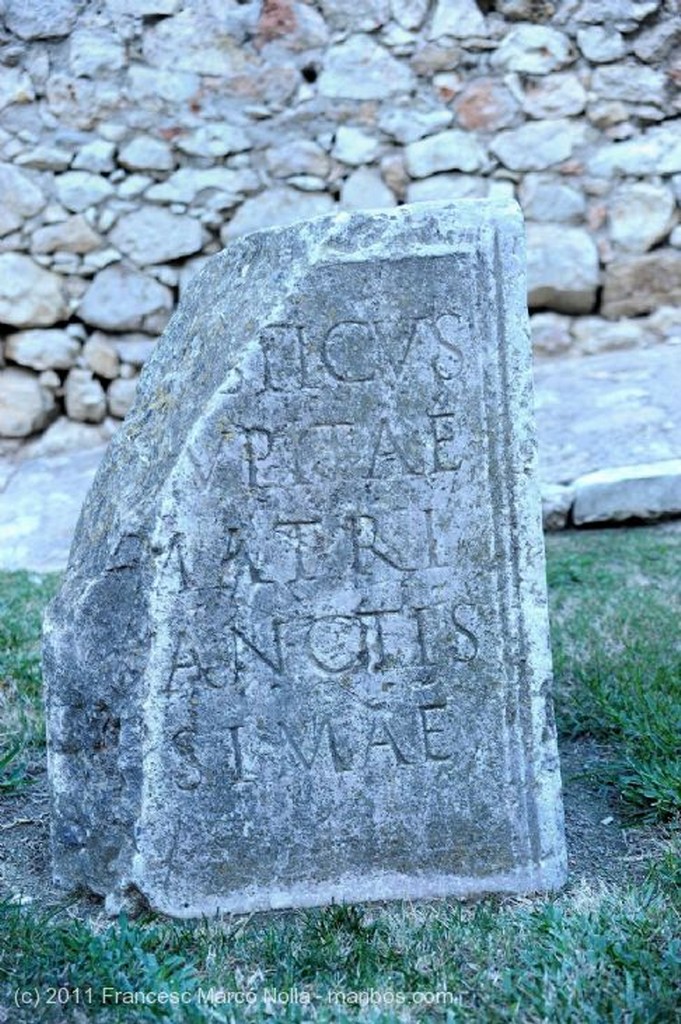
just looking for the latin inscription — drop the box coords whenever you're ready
[165,300,486,790]
[47,212,567,911]
[186,414,462,491]
[171,700,459,788]
[185,312,469,493]
[259,313,464,390]
[164,596,479,691]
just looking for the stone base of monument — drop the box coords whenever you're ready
[43,200,566,918]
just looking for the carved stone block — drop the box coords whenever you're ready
[44,201,566,916]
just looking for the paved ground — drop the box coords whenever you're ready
[534,346,680,485]
[0,448,102,573]
[1,345,680,572]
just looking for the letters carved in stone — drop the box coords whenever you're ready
[45,203,566,916]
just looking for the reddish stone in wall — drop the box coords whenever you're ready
[258,0,297,42]
[454,78,519,131]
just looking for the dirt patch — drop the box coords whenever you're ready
[559,738,664,887]
[0,739,665,924]
[0,766,107,927]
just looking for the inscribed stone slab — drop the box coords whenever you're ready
[44,201,566,917]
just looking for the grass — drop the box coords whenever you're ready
[0,572,59,791]
[546,528,681,820]
[1,869,679,1022]
[0,528,679,1021]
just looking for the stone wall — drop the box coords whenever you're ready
[0,0,679,451]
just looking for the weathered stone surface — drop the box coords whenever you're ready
[646,305,681,343]
[2,0,78,40]
[108,0,180,14]
[453,79,519,132]
[117,175,155,199]
[83,335,120,380]
[221,187,334,241]
[375,154,407,201]
[265,140,330,179]
[530,313,573,357]
[106,376,138,418]
[64,368,107,423]
[72,140,116,173]
[85,332,153,368]
[519,175,585,223]
[379,106,453,144]
[319,34,415,99]
[78,265,174,332]
[0,65,34,109]
[318,0,389,31]
[178,255,212,296]
[572,461,681,525]
[340,167,396,209]
[406,173,487,203]
[491,26,573,74]
[126,65,200,104]
[602,250,681,318]
[521,73,587,119]
[25,416,115,457]
[43,74,119,130]
[0,163,45,236]
[632,19,679,61]
[576,26,626,62]
[260,0,328,48]
[496,0,553,17]
[15,145,73,171]
[588,125,681,177]
[5,329,80,370]
[118,135,175,172]
[541,483,574,531]
[0,254,69,328]
[56,172,114,212]
[175,123,251,158]
[0,448,105,572]
[332,126,381,166]
[534,346,681,486]
[405,130,486,177]
[570,317,653,355]
[0,367,57,437]
[44,201,565,916]
[573,0,659,25]
[32,215,101,254]
[145,167,259,206]
[607,183,675,253]
[142,8,256,76]
[391,0,429,30]
[591,64,666,107]
[40,371,62,392]
[82,248,123,273]
[491,120,581,171]
[69,27,126,78]
[527,225,599,313]
[429,0,487,38]
[110,208,204,266]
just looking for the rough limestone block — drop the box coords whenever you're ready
[0,367,57,437]
[602,250,681,319]
[0,254,69,328]
[572,461,681,525]
[541,483,574,532]
[527,224,599,314]
[44,201,566,918]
